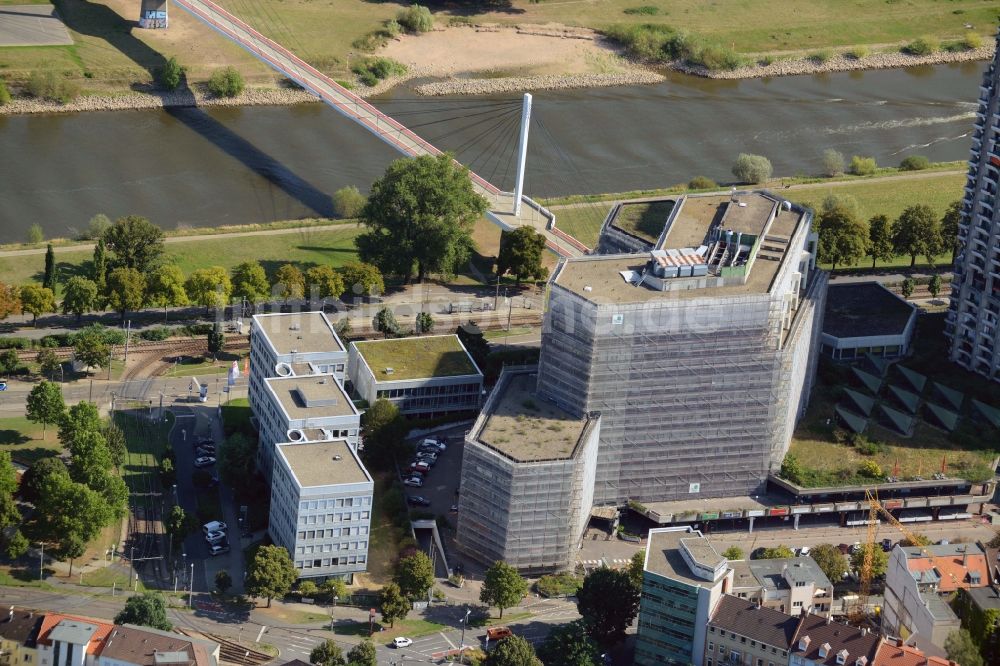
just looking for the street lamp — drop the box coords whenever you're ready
[460,607,471,654]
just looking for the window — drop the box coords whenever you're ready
[757,660,763,666]
[708,643,714,652]
[750,641,757,648]
[792,601,803,608]
[313,559,322,568]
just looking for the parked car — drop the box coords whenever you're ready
[403,476,423,488]
[421,438,446,452]
[486,627,512,642]
[393,637,412,649]
[407,496,431,507]
[416,451,438,462]
[194,456,216,468]
[881,538,894,552]
[796,546,811,557]
[0,382,7,391]
[414,454,437,467]
[203,521,227,534]
[409,461,431,474]
[209,544,230,556]
[196,447,215,458]
[196,443,216,454]
[850,542,862,554]
[197,438,215,448]
[204,530,226,544]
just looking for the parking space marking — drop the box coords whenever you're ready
[440,632,457,649]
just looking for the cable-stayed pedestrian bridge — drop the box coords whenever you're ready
[171,0,587,257]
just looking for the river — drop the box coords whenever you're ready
[0,61,985,243]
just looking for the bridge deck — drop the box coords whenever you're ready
[171,0,585,257]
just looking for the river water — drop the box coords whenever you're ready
[0,61,985,243]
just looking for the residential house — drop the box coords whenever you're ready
[705,596,798,666]
[788,613,881,666]
[0,608,43,666]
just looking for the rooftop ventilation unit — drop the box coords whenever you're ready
[276,362,293,377]
[287,429,305,442]
[384,367,395,375]
[333,455,342,461]
[289,323,300,331]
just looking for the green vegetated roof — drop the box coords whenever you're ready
[895,365,927,394]
[355,335,479,381]
[972,399,1000,428]
[878,403,916,436]
[866,354,891,377]
[852,367,884,395]
[887,384,920,414]
[923,403,960,432]
[932,382,964,411]
[842,388,876,416]
[835,405,869,434]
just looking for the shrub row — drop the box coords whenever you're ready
[603,23,742,70]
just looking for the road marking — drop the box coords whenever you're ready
[256,625,267,643]
[440,632,457,649]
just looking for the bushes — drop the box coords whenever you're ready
[602,24,740,70]
[0,338,30,350]
[138,326,173,342]
[536,572,583,598]
[332,186,367,218]
[809,50,833,64]
[0,79,10,106]
[821,149,845,177]
[383,19,403,38]
[692,42,742,70]
[731,153,772,184]
[899,155,930,171]
[26,71,79,103]
[352,57,407,86]
[849,155,877,176]
[157,57,185,91]
[623,5,659,15]
[960,31,983,50]
[396,4,433,33]
[207,67,244,98]
[687,175,717,190]
[846,45,870,60]
[902,36,938,56]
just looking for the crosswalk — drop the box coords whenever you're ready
[579,558,629,567]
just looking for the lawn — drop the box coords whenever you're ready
[364,471,404,585]
[333,616,447,638]
[164,355,242,378]
[354,336,478,381]
[115,410,174,487]
[612,200,675,244]
[0,416,62,465]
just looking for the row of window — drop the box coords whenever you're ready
[296,541,367,554]
[707,629,788,656]
[300,497,369,511]
[298,511,370,525]
[376,383,480,399]
[297,555,366,569]
[297,526,369,540]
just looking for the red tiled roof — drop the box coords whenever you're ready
[906,553,989,593]
[790,614,881,666]
[873,640,956,666]
[36,613,114,654]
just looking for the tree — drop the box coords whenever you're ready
[19,456,68,504]
[59,533,86,577]
[901,278,915,300]
[333,186,367,218]
[166,505,192,544]
[757,545,795,559]
[379,582,410,627]
[480,561,528,619]
[20,284,55,326]
[0,282,21,320]
[415,312,434,335]
[114,592,172,631]
[0,350,19,375]
[928,274,942,299]
[0,452,22,550]
[849,155,877,176]
[43,244,56,291]
[27,223,44,244]
[157,57,184,91]
[106,267,146,321]
[185,267,232,312]
[306,265,345,304]
[867,214,895,268]
[339,261,384,297]
[103,424,127,468]
[74,327,111,373]
[147,264,188,322]
[245,544,297,607]
[817,198,869,270]
[309,639,345,666]
[810,544,848,582]
[231,261,270,306]
[484,635,541,666]
[496,227,548,284]
[940,199,962,263]
[215,569,233,595]
[207,66,244,97]
[6,531,29,559]
[102,215,165,273]
[218,432,258,495]
[893,204,943,267]
[537,620,601,666]
[346,640,377,666]
[944,629,984,666]
[396,551,434,600]
[321,577,347,603]
[62,277,98,323]
[731,153,772,184]
[372,307,400,338]
[208,322,225,360]
[58,400,102,449]
[91,237,108,299]
[33,472,114,557]
[85,214,111,241]
[576,567,640,646]
[850,543,889,578]
[627,549,645,589]
[722,546,744,560]
[359,399,408,467]
[298,580,319,598]
[26,381,65,439]
[820,149,844,177]
[779,453,804,484]
[274,264,305,302]
[899,533,932,547]
[357,153,488,282]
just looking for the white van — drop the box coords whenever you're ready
[202,520,227,534]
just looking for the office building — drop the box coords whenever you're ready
[820,283,917,361]
[269,440,374,581]
[947,30,1000,381]
[347,335,483,418]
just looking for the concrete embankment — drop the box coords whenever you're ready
[415,70,665,96]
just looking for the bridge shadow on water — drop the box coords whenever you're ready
[51,0,334,217]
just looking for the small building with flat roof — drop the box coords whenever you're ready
[820,282,917,361]
[635,527,733,666]
[269,440,373,581]
[456,368,600,574]
[257,375,361,479]
[347,334,482,417]
[249,312,348,425]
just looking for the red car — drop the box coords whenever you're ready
[409,461,431,474]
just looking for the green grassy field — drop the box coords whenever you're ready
[0,416,61,465]
[115,410,173,488]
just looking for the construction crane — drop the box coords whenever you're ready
[851,488,931,623]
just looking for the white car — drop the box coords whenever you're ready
[194,456,216,468]
[393,637,412,649]
[205,530,226,543]
[796,546,811,557]
[209,544,230,556]
[421,438,446,452]
[403,476,423,488]
[203,521,227,534]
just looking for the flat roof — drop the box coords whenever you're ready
[645,528,715,587]
[823,282,915,339]
[277,440,370,488]
[265,375,357,419]
[681,536,725,570]
[253,311,344,356]
[749,557,832,589]
[556,192,804,304]
[354,335,480,381]
[477,372,588,462]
